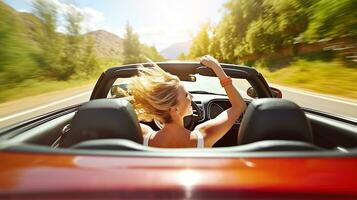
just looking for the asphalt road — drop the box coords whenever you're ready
[0,85,94,129]
[269,84,357,120]
[0,82,356,129]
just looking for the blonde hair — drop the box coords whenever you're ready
[124,61,180,123]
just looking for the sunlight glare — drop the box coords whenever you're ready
[140,0,219,49]
[177,169,202,188]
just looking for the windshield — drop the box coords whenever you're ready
[182,75,252,100]
[110,75,253,100]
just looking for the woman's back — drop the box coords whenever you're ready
[143,127,204,148]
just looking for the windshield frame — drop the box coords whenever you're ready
[90,62,273,100]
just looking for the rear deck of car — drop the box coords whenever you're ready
[1,150,357,199]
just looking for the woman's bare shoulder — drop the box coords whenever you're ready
[139,123,154,137]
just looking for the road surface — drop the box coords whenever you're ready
[0,81,356,129]
[0,85,93,128]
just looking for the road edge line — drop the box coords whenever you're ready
[0,91,91,122]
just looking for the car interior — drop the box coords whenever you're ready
[1,63,356,156]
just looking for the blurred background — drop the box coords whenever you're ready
[0,0,356,128]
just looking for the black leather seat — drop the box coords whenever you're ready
[59,98,143,148]
[64,98,320,152]
[238,98,314,146]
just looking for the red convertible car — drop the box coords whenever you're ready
[0,62,357,199]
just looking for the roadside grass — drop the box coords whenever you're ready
[257,60,357,99]
[0,77,97,103]
[0,59,122,103]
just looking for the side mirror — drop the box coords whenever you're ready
[246,87,282,98]
[247,87,257,98]
[270,87,282,98]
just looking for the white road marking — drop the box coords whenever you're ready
[0,91,91,122]
[270,84,357,106]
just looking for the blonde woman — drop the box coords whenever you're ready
[126,55,246,148]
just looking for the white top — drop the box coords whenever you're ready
[143,130,204,148]
[143,131,156,147]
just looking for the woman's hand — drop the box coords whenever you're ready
[199,55,221,70]
[200,55,226,79]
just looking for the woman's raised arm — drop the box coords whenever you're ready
[195,55,247,147]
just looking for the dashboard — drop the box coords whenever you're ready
[192,93,248,126]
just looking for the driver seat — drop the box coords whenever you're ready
[237,98,315,149]
[59,98,143,148]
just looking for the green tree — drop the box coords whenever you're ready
[61,6,84,79]
[188,0,311,63]
[245,18,280,54]
[80,35,99,76]
[0,1,38,86]
[141,45,165,61]
[303,0,357,41]
[33,0,64,79]
[189,23,211,58]
[208,28,224,61]
[177,52,188,60]
[122,23,142,64]
[218,0,265,62]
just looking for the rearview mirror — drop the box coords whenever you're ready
[179,75,196,82]
[110,83,129,98]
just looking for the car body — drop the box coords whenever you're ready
[1,62,357,199]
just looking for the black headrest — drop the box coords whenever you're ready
[59,98,142,147]
[238,98,313,145]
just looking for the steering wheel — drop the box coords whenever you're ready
[185,100,203,130]
[154,100,203,130]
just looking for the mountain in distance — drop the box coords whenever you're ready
[16,9,123,59]
[86,30,164,61]
[86,30,123,58]
[160,41,192,60]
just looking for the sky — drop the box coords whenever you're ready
[5,0,227,50]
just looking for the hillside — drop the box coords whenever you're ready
[17,10,123,59]
[18,13,123,59]
[160,41,191,59]
[86,30,123,58]
[18,12,44,49]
